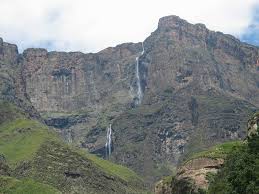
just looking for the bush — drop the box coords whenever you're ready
[208,131,259,194]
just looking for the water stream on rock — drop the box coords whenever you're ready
[67,130,72,144]
[105,124,112,159]
[135,42,145,105]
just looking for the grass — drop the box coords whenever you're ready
[127,102,164,116]
[30,140,146,194]
[85,152,143,183]
[51,139,143,184]
[86,153,148,193]
[0,118,58,167]
[0,101,24,124]
[0,176,61,194]
[161,175,174,185]
[186,141,243,162]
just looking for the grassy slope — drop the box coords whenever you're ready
[0,101,146,193]
[86,153,143,183]
[0,176,60,194]
[186,141,243,162]
[0,118,58,167]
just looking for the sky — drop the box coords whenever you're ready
[241,6,259,46]
[0,0,258,53]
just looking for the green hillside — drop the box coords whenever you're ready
[0,101,147,194]
[0,176,60,194]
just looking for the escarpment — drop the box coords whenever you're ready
[0,15,258,186]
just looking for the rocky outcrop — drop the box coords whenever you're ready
[175,158,223,193]
[155,158,223,194]
[0,154,11,176]
[247,113,259,137]
[155,176,173,194]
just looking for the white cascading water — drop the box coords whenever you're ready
[135,42,145,105]
[67,130,72,144]
[105,124,112,159]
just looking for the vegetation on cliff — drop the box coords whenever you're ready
[186,141,243,162]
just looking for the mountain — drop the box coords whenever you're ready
[0,15,258,190]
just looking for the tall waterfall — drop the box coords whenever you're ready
[135,42,145,105]
[105,124,112,159]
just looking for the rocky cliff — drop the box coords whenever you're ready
[0,15,258,186]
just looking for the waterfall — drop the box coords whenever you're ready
[135,42,145,105]
[105,124,112,159]
[67,130,72,144]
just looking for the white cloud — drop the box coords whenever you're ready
[0,0,257,52]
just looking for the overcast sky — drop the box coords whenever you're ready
[0,0,258,53]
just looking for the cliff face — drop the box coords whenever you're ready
[22,43,142,113]
[0,38,39,120]
[0,15,259,185]
[0,37,21,103]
